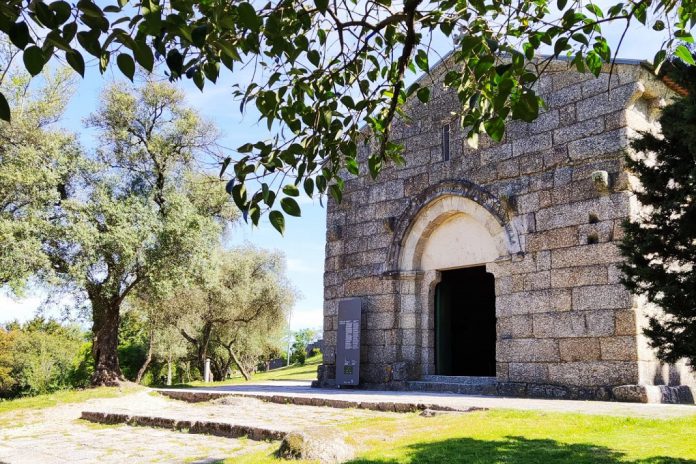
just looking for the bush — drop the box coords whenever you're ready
[0,318,90,398]
[309,348,321,358]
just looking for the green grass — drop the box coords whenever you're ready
[225,408,696,464]
[175,354,322,387]
[0,385,141,414]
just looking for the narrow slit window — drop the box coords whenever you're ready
[442,124,450,161]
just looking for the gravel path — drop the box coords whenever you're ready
[0,389,398,464]
[0,392,273,464]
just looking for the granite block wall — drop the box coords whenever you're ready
[317,58,695,402]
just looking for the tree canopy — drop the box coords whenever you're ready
[2,0,695,229]
[0,48,81,292]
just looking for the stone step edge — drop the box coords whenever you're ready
[80,411,286,441]
[419,376,497,385]
[406,381,497,387]
[157,390,484,414]
[405,382,497,393]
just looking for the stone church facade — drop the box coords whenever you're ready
[317,57,696,403]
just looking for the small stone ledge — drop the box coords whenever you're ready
[80,410,285,441]
[157,390,476,413]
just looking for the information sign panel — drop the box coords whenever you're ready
[336,298,361,386]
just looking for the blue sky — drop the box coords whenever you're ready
[0,16,670,331]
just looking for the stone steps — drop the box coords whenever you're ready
[80,410,287,441]
[406,376,498,396]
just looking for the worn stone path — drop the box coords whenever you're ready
[0,389,398,464]
[159,380,696,419]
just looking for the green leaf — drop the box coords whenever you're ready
[652,20,665,31]
[191,25,208,47]
[237,2,261,31]
[133,41,154,72]
[346,157,359,175]
[557,0,568,9]
[484,117,505,142]
[653,49,667,69]
[166,49,183,75]
[282,184,300,197]
[193,70,205,90]
[586,4,604,17]
[9,22,31,50]
[77,31,101,57]
[674,45,696,66]
[512,91,539,122]
[307,50,320,67]
[329,184,342,202]
[50,1,72,25]
[280,197,301,216]
[225,179,235,195]
[116,53,135,81]
[77,0,104,18]
[269,210,285,235]
[65,50,85,77]
[23,46,45,76]
[415,49,429,72]
[314,0,329,13]
[417,87,430,103]
[303,177,314,197]
[0,92,10,122]
[99,51,110,73]
[219,157,231,178]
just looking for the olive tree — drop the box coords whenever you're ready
[42,81,235,385]
[174,246,295,381]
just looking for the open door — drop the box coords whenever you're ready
[435,266,496,376]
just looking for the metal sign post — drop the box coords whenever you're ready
[336,298,361,386]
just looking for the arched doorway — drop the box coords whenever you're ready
[390,190,517,379]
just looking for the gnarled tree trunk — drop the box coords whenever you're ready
[91,299,124,386]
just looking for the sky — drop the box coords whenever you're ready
[0,12,672,332]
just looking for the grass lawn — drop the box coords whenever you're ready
[232,408,696,464]
[175,354,322,387]
[0,385,141,415]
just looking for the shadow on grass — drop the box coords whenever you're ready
[347,436,696,464]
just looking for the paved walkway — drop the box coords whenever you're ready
[158,380,696,419]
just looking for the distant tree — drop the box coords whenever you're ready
[620,59,696,368]
[40,81,235,385]
[117,309,148,382]
[0,328,16,395]
[291,328,318,365]
[124,290,188,385]
[176,247,294,381]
